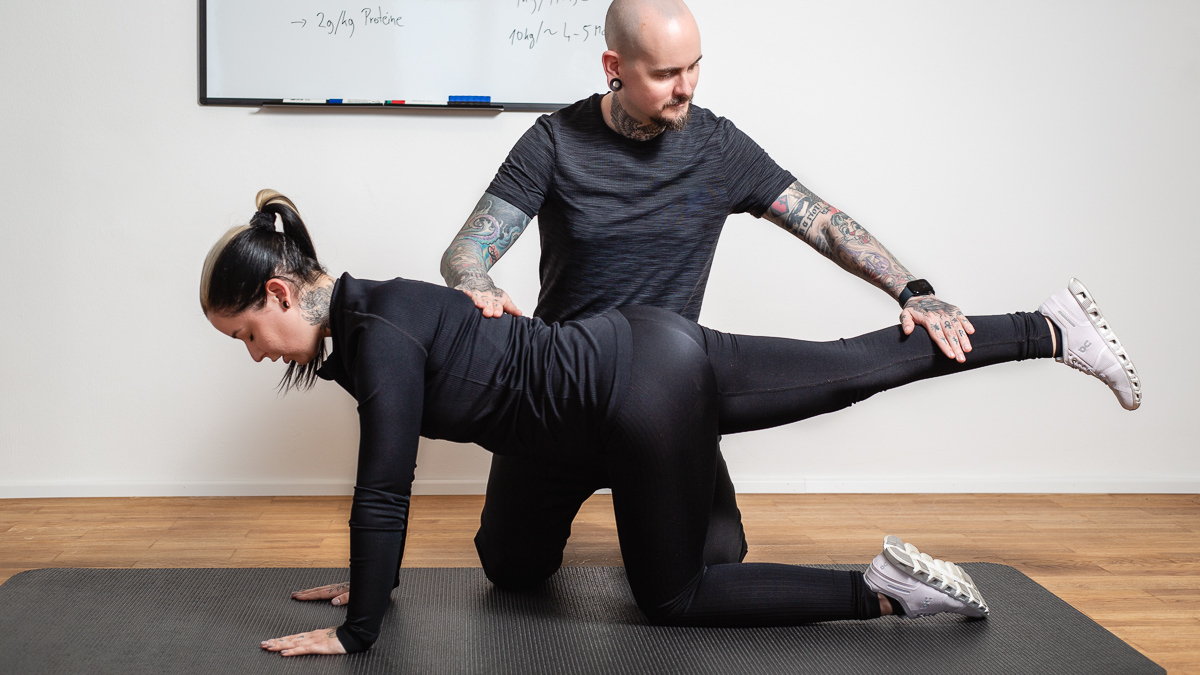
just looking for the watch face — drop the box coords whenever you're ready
[907,280,935,295]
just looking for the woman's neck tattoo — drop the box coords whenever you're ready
[299,283,332,328]
[610,93,664,141]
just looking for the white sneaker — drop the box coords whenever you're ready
[863,535,989,619]
[1039,278,1141,411]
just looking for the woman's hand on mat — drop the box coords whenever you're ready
[292,582,350,606]
[900,296,975,363]
[261,626,346,656]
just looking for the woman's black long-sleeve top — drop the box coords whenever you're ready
[316,274,632,653]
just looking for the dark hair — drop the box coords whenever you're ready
[200,190,328,392]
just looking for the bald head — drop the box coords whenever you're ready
[605,0,697,61]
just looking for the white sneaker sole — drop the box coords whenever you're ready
[881,535,990,617]
[1066,278,1141,411]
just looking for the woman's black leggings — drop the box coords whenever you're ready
[603,306,1054,625]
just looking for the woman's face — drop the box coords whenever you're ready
[208,282,322,366]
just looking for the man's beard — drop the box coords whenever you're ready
[650,97,692,132]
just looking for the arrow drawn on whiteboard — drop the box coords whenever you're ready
[292,19,307,27]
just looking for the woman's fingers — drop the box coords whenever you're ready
[291,582,349,601]
[332,591,349,606]
[262,627,346,656]
[899,309,916,335]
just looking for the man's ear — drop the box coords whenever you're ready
[602,50,621,81]
[264,278,294,309]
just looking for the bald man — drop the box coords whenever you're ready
[440,0,975,597]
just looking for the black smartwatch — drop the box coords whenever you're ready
[897,279,936,307]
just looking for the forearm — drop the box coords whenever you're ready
[767,181,915,299]
[816,209,915,299]
[440,193,531,290]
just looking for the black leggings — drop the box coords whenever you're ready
[478,307,1054,625]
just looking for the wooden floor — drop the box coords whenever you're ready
[2,494,1198,673]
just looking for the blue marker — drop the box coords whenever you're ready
[448,96,493,106]
[327,99,344,104]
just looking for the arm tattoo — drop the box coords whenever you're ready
[609,92,665,141]
[299,284,331,328]
[326,628,339,639]
[440,193,531,291]
[766,180,916,295]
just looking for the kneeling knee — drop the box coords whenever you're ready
[475,531,561,590]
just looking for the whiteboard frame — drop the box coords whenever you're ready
[196,0,570,112]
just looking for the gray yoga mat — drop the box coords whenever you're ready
[0,564,1162,674]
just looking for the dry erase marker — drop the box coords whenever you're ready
[344,99,384,105]
[386,100,406,105]
[327,99,344,104]
[282,99,326,104]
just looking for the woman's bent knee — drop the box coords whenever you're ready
[474,528,561,590]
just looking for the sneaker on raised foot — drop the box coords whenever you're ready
[1039,278,1141,411]
[864,535,989,619]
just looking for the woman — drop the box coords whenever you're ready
[202,191,1140,657]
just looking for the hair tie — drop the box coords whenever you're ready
[250,211,285,233]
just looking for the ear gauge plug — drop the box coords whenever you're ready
[609,78,622,91]
[283,301,290,309]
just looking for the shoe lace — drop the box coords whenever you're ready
[902,543,985,605]
[1065,354,1108,383]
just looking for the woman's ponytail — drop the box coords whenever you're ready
[200,189,326,316]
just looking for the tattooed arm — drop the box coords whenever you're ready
[440,193,532,318]
[763,180,976,361]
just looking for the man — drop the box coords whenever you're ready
[439,0,984,589]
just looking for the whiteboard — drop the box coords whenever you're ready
[200,0,613,111]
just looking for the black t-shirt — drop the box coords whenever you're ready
[317,273,631,652]
[487,93,795,323]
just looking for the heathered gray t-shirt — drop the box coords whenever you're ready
[487,93,795,324]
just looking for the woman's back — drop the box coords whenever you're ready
[318,273,631,457]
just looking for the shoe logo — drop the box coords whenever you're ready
[921,597,933,609]
[1079,340,1092,353]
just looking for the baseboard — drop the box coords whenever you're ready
[1,477,1198,498]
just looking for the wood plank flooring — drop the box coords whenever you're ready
[2,494,1197,672]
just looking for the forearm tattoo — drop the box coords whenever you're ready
[299,284,332,328]
[767,180,915,295]
[609,92,665,141]
[440,193,531,290]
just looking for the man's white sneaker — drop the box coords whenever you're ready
[863,535,989,619]
[1038,278,1141,411]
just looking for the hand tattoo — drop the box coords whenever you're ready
[905,296,960,316]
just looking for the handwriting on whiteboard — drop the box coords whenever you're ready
[291,8,404,38]
[516,0,596,15]
[510,21,604,49]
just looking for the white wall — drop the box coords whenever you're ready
[1,0,1197,497]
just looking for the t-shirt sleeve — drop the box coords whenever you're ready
[334,320,427,654]
[484,116,557,219]
[718,118,797,217]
